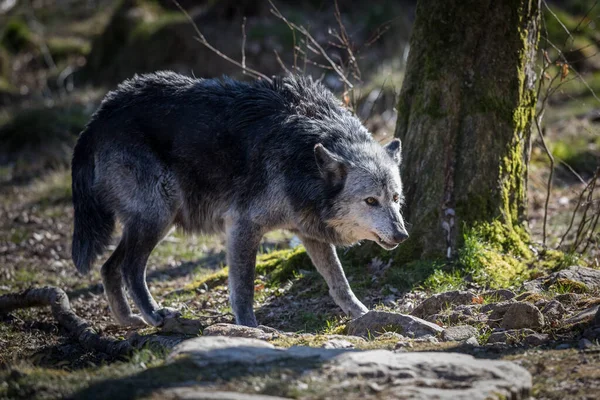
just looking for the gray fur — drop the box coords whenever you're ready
[71,72,408,327]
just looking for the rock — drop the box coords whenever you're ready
[523,266,600,293]
[347,310,444,338]
[564,304,600,326]
[595,306,600,326]
[464,336,480,346]
[322,339,355,349]
[154,388,291,400]
[487,329,536,344]
[447,304,484,324]
[541,300,567,323]
[523,333,550,347]
[202,323,273,340]
[168,336,532,399]
[500,302,545,330]
[376,331,408,341]
[161,317,204,335]
[555,343,571,350]
[482,301,516,327]
[411,290,476,319]
[483,289,516,301]
[555,293,582,305]
[579,338,595,349]
[442,325,479,342]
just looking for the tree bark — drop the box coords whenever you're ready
[395,0,541,260]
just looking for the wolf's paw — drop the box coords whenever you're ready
[146,307,182,327]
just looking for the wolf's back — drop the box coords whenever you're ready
[71,127,115,274]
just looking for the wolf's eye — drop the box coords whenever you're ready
[393,193,400,203]
[365,197,378,206]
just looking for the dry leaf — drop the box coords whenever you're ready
[472,295,484,304]
[561,63,569,81]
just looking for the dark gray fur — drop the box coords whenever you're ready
[71,72,408,327]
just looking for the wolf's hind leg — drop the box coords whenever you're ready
[101,240,145,327]
[122,222,180,327]
[226,219,263,327]
[300,236,368,318]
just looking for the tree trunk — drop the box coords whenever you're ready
[395,0,541,261]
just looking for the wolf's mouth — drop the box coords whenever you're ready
[374,234,398,250]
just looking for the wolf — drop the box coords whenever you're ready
[71,71,408,328]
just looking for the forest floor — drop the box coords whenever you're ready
[1,0,600,399]
[0,165,599,399]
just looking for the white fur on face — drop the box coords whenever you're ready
[327,164,406,247]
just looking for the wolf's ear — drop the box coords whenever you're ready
[314,143,347,186]
[384,139,402,165]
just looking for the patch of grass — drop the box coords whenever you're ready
[548,278,590,294]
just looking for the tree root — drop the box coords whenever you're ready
[0,286,135,357]
[0,286,208,359]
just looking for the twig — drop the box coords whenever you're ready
[268,0,353,88]
[241,17,247,75]
[171,0,272,83]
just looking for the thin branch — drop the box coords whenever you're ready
[241,16,247,75]
[268,0,353,88]
[172,0,272,83]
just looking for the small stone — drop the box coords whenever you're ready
[442,325,479,342]
[411,290,477,319]
[541,300,567,323]
[500,302,545,330]
[487,329,536,344]
[555,343,571,350]
[203,323,273,340]
[483,289,516,301]
[322,339,355,349]
[524,333,550,346]
[347,310,444,338]
[464,336,480,346]
[579,338,595,349]
[555,293,582,305]
[394,341,413,349]
[376,331,408,341]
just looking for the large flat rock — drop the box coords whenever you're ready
[165,336,532,399]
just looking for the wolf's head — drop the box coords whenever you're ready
[316,138,409,250]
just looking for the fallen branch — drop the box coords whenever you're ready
[0,286,133,357]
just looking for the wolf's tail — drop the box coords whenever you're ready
[71,127,115,274]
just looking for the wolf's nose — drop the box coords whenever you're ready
[392,231,409,244]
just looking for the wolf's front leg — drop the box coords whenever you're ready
[300,237,368,318]
[226,218,263,327]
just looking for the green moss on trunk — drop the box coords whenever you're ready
[392,0,541,264]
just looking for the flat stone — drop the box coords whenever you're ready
[203,323,273,340]
[347,310,444,338]
[442,325,479,342]
[524,333,550,346]
[564,304,600,326]
[154,388,292,399]
[487,329,536,344]
[411,290,477,319]
[500,302,545,330]
[167,336,532,399]
[322,339,355,349]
